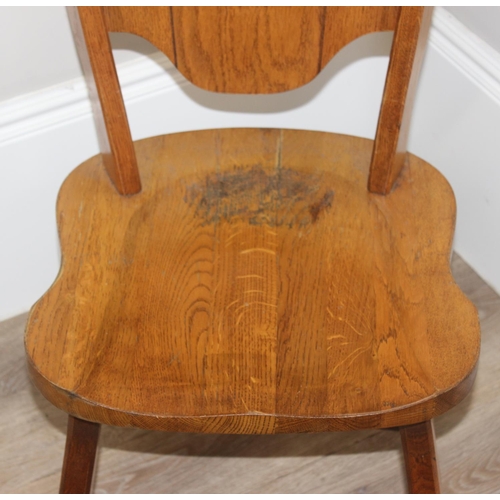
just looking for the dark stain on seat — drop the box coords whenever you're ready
[184,165,334,227]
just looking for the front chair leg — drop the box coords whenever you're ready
[60,415,101,494]
[400,420,440,493]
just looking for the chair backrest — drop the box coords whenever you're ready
[68,7,433,196]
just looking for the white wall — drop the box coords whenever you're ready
[1,7,500,320]
[0,7,155,102]
[446,7,500,54]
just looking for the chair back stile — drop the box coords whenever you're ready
[68,6,433,196]
[68,7,141,195]
[369,7,433,194]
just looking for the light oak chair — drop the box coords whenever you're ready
[25,7,480,494]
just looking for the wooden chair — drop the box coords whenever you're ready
[25,7,480,494]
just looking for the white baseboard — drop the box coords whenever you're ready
[0,52,184,147]
[430,7,500,106]
[1,7,500,320]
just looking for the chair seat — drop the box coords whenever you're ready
[25,128,480,434]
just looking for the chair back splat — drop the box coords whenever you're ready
[68,6,432,196]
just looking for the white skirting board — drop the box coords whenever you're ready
[1,7,499,320]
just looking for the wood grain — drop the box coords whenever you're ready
[102,7,176,64]
[24,129,480,433]
[24,9,478,488]
[2,255,495,493]
[400,420,440,493]
[59,416,101,494]
[100,7,399,94]
[368,7,433,194]
[73,7,431,194]
[321,7,400,67]
[68,7,141,195]
[171,7,324,94]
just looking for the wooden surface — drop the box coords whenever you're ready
[24,129,479,433]
[59,416,100,494]
[69,7,141,195]
[400,420,440,493]
[103,6,176,64]
[1,255,496,493]
[72,6,433,196]
[171,7,324,94]
[79,6,430,203]
[368,7,433,194]
[102,7,400,94]
[320,7,399,68]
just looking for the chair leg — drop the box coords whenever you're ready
[400,420,440,494]
[60,415,101,494]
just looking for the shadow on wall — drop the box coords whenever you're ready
[108,30,394,114]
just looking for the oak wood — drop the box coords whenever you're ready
[102,7,176,65]
[2,256,494,493]
[321,7,400,67]
[25,129,480,434]
[72,7,431,195]
[59,416,101,494]
[68,7,141,195]
[101,7,399,94]
[400,420,440,493]
[368,7,433,194]
[171,7,325,94]
[21,7,480,493]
